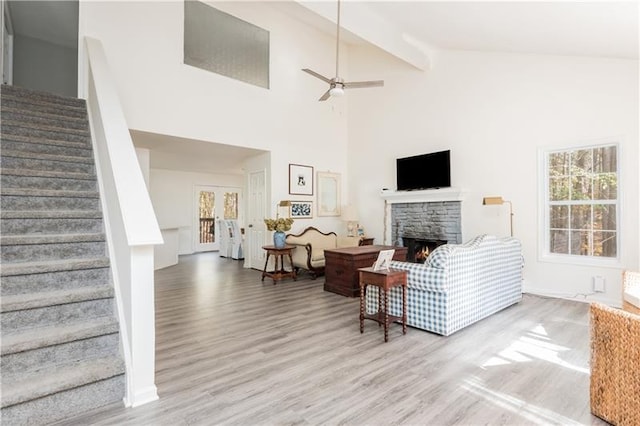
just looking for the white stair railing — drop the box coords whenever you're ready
[84,36,163,408]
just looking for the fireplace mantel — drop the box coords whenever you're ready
[381,187,465,204]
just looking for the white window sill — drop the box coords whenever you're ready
[539,253,622,269]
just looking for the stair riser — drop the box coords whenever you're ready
[0,374,125,423]
[1,156,95,174]
[1,110,89,131]
[1,333,120,375]
[1,97,88,118]
[1,86,87,108]
[1,299,115,332]
[1,124,90,144]
[1,218,103,235]
[1,195,100,211]
[1,241,107,263]
[0,139,94,158]
[1,174,97,191]
[1,268,111,296]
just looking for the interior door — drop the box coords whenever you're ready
[247,170,266,269]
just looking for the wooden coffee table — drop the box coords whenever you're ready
[261,245,296,284]
[324,245,408,297]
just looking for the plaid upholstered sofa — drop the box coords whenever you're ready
[365,234,523,336]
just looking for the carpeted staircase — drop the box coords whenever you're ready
[1,85,125,424]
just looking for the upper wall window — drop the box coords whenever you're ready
[184,0,270,89]
[543,143,619,262]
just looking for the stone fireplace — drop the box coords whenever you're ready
[381,188,464,263]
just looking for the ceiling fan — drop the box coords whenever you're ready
[302,0,384,101]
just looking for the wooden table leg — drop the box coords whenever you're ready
[288,252,297,281]
[359,281,365,334]
[402,284,407,335]
[377,287,382,328]
[261,252,271,281]
[384,288,389,342]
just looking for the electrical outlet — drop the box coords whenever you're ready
[593,276,606,293]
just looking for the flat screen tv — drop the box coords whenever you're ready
[396,150,451,191]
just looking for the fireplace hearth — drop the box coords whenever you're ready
[402,237,447,263]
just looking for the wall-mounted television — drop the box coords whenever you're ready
[396,150,451,191]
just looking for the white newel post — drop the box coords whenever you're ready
[129,245,158,406]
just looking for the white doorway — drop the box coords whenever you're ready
[246,170,267,269]
[194,185,241,253]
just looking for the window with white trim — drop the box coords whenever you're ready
[545,144,618,259]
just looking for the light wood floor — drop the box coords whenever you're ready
[58,252,606,425]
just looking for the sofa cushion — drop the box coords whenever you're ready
[426,245,453,269]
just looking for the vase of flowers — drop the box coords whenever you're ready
[264,217,294,249]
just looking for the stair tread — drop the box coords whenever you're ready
[1,106,88,123]
[2,119,90,136]
[1,210,103,219]
[0,257,110,277]
[1,149,94,164]
[1,355,124,408]
[1,188,99,198]
[1,316,119,356]
[0,167,95,180]
[1,285,114,313]
[1,133,91,149]
[0,232,105,246]
[1,86,86,107]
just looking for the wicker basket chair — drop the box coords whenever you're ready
[590,303,640,425]
[623,270,640,315]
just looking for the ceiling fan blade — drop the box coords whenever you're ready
[302,68,332,84]
[343,80,385,89]
[319,89,332,101]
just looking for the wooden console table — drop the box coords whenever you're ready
[261,245,296,284]
[359,267,407,342]
[324,245,408,297]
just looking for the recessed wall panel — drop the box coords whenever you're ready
[184,0,269,89]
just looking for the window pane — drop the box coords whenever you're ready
[570,231,590,255]
[199,191,215,244]
[571,175,592,200]
[570,205,591,229]
[571,149,592,175]
[550,177,570,201]
[549,152,569,176]
[593,173,617,200]
[550,230,569,254]
[593,146,616,173]
[593,232,616,257]
[224,192,238,219]
[550,205,568,229]
[593,205,616,231]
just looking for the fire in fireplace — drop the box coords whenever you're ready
[402,237,447,263]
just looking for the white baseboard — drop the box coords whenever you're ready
[130,386,159,408]
[523,287,621,308]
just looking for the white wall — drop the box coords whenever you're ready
[13,34,77,96]
[149,169,243,254]
[80,1,352,237]
[348,47,639,306]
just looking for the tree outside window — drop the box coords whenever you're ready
[547,144,618,258]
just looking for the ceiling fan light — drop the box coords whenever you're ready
[329,86,345,97]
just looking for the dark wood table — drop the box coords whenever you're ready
[324,245,408,297]
[261,245,296,284]
[359,267,408,342]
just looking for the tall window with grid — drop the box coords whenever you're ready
[545,144,618,259]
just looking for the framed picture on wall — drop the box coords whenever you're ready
[317,172,341,216]
[289,164,314,195]
[290,201,313,219]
